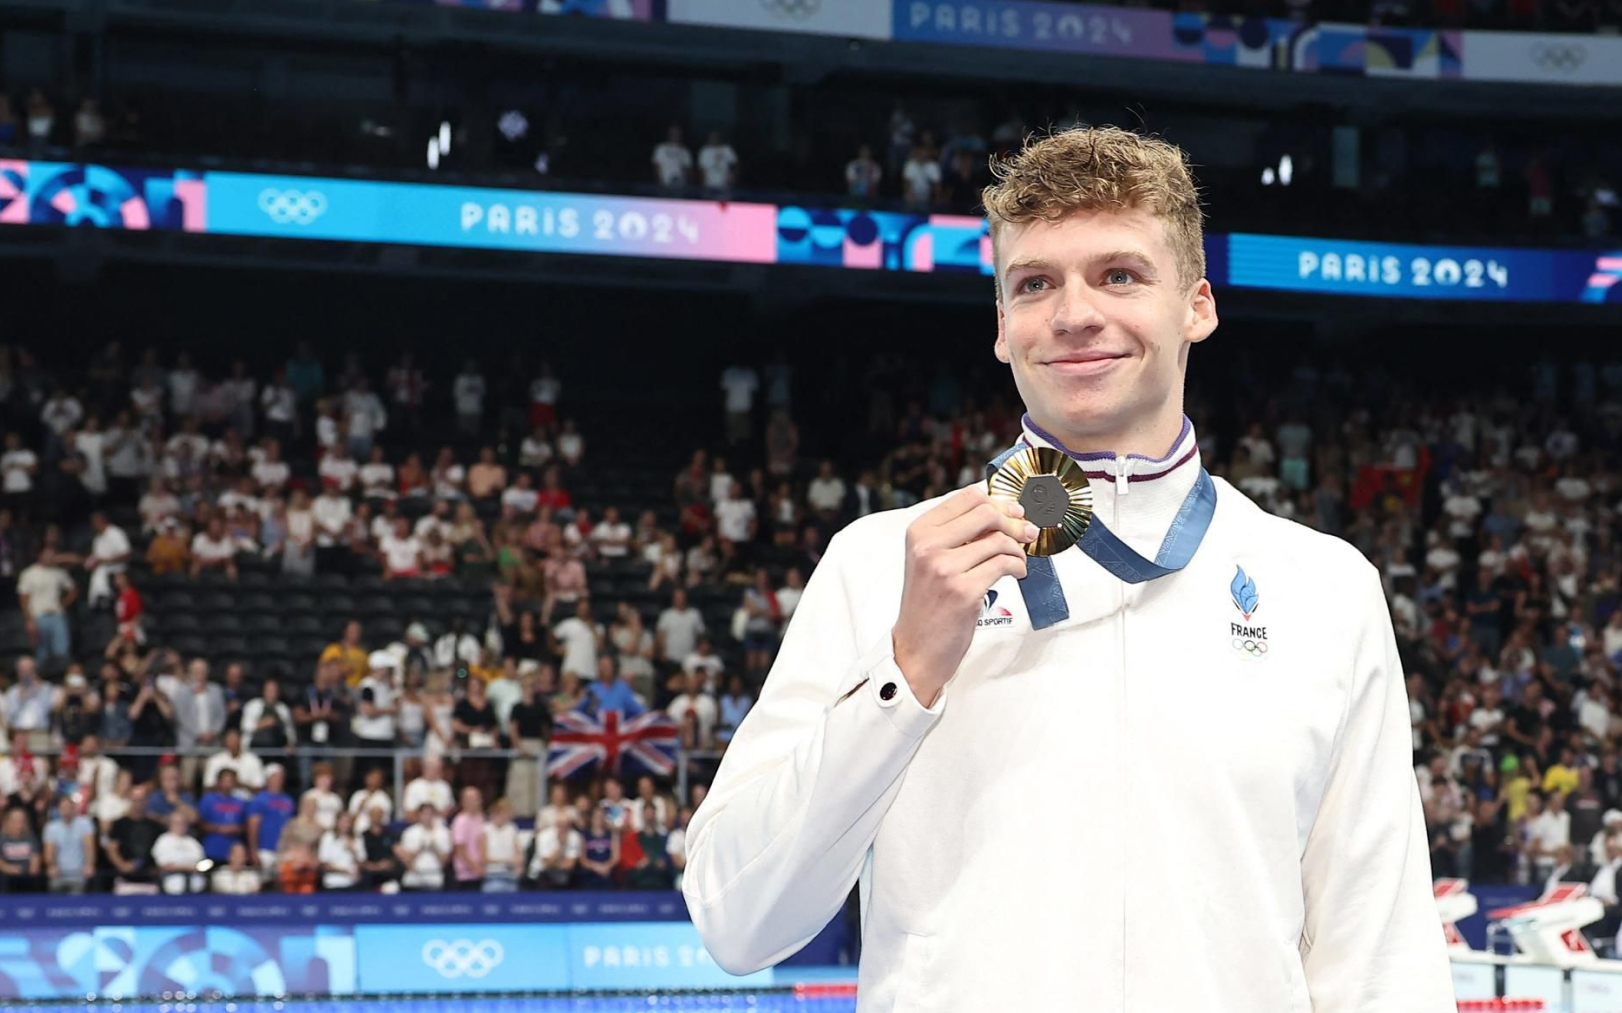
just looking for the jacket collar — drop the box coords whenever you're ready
[1015,412,1205,556]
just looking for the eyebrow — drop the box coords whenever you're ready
[1003,250,1159,278]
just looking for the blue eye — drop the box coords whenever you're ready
[1106,269,1135,286]
[1017,277,1048,293]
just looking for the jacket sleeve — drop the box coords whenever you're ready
[1298,560,1456,1012]
[681,525,946,975]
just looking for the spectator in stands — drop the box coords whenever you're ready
[715,674,753,749]
[627,808,672,889]
[18,548,75,665]
[302,762,344,830]
[404,754,455,820]
[318,809,364,892]
[83,510,130,608]
[525,802,582,890]
[574,805,618,890]
[338,768,387,837]
[552,596,601,681]
[697,131,738,196]
[211,841,260,895]
[397,802,451,891]
[652,125,693,190]
[245,765,294,874]
[275,795,323,894]
[42,794,94,893]
[655,587,704,676]
[146,763,195,822]
[627,774,670,834]
[668,671,717,751]
[449,786,487,891]
[902,143,942,209]
[505,675,553,818]
[197,768,247,865]
[242,678,295,754]
[845,144,882,200]
[585,656,640,719]
[359,803,401,891]
[153,810,205,895]
[171,658,226,791]
[321,621,369,687]
[203,728,264,798]
[4,657,53,751]
[103,785,160,888]
[681,635,724,697]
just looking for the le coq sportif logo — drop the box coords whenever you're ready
[421,938,505,978]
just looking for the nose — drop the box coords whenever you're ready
[1049,277,1107,336]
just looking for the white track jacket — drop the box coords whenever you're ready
[682,416,1456,1013]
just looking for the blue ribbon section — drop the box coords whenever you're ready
[985,443,1218,630]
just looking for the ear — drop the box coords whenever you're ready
[1185,278,1218,346]
[994,300,1010,364]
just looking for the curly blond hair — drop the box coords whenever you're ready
[981,125,1206,294]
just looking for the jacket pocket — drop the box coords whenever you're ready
[893,932,934,1012]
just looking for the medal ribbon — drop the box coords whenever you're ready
[984,441,1218,630]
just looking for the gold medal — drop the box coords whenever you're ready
[986,447,1093,557]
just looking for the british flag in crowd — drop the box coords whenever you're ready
[547,708,680,779]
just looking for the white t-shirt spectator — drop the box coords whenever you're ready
[591,519,631,558]
[17,563,73,618]
[42,396,83,436]
[698,142,737,189]
[348,787,394,834]
[403,776,455,817]
[682,650,725,695]
[715,497,756,543]
[353,675,397,741]
[483,821,521,874]
[399,821,451,889]
[360,462,395,499]
[553,616,600,678]
[212,866,261,894]
[520,435,553,468]
[656,607,705,664]
[203,749,265,794]
[652,141,693,187]
[527,824,583,880]
[1530,809,1572,855]
[319,454,358,492]
[720,367,757,414]
[261,385,296,425]
[2,448,37,492]
[502,485,539,513]
[380,532,422,575]
[903,157,940,206]
[153,830,205,871]
[807,475,846,513]
[252,457,291,490]
[312,495,352,546]
[192,530,236,564]
[667,692,718,747]
[318,830,362,889]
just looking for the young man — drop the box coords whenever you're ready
[682,126,1453,1011]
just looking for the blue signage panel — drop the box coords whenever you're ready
[1223,232,1622,304]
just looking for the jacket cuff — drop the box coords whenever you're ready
[860,647,946,739]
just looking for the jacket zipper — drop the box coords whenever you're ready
[1114,453,1129,1011]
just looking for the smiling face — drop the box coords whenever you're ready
[994,205,1216,454]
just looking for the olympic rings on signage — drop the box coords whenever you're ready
[257,188,328,225]
[1231,638,1268,656]
[421,938,505,979]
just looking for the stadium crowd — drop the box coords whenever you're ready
[3,76,1614,247]
[0,340,1619,921]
